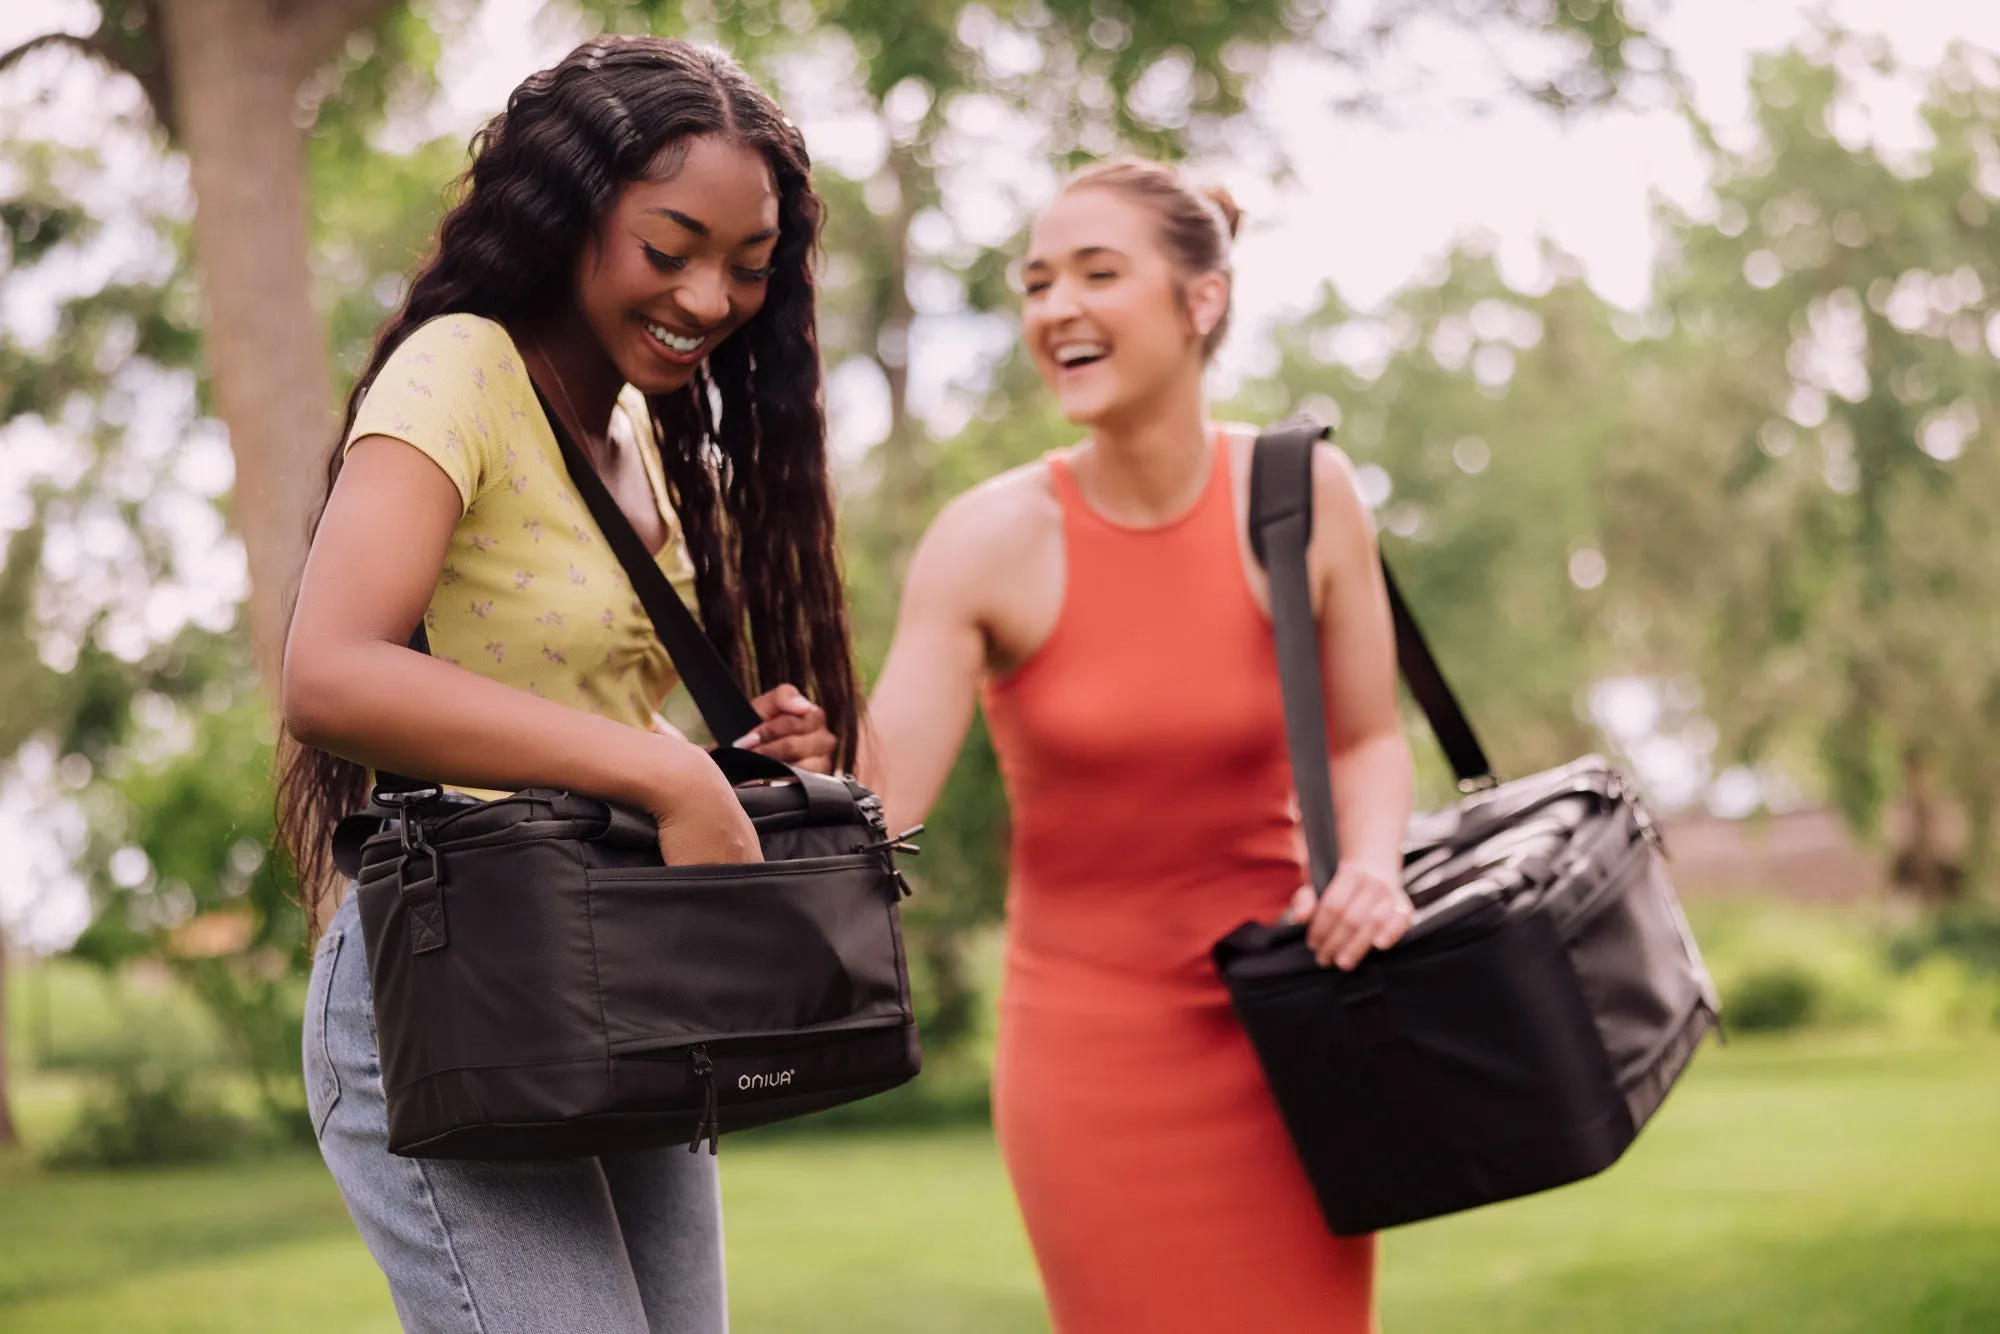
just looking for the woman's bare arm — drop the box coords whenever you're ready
[282,436,756,864]
[1291,444,1417,968]
[857,493,999,835]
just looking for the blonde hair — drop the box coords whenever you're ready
[1059,157,1242,359]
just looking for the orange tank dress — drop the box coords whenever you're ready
[982,439,1377,1334]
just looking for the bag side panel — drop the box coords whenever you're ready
[357,835,608,1096]
[1561,837,1717,1130]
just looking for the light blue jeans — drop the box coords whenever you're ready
[304,891,728,1333]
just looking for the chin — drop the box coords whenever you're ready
[619,353,700,398]
[1055,388,1135,428]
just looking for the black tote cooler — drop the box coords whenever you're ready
[1213,421,1720,1237]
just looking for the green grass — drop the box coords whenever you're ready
[2,1037,1997,1332]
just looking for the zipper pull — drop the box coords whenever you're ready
[855,824,924,856]
[688,1044,720,1156]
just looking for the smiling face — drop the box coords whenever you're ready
[574,134,781,396]
[1020,186,1228,428]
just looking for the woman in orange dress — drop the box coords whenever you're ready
[856,158,1417,1331]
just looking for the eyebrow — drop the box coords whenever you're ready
[643,207,778,245]
[1021,245,1128,272]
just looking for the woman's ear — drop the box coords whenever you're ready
[1186,271,1230,341]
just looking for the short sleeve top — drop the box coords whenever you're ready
[345,313,699,734]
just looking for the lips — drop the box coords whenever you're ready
[640,317,709,366]
[1052,338,1110,370]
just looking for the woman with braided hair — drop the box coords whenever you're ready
[281,37,847,1332]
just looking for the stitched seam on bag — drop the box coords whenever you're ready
[583,854,875,884]
[411,1155,491,1334]
[379,1053,633,1095]
[353,831,614,883]
[605,1013,909,1054]
[574,835,613,1076]
[376,1018,911,1092]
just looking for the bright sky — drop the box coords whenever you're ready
[1,0,1995,946]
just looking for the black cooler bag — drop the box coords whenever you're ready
[331,385,921,1161]
[1213,423,1719,1236]
[342,768,921,1161]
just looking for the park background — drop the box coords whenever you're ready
[2,0,1998,1329]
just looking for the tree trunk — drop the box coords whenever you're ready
[157,0,339,685]
[873,146,926,567]
[0,924,18,1149]
[1893,746,1963,904]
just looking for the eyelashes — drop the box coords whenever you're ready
[641,241,686,273]
[642,241,772,284]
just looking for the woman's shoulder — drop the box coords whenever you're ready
[938,456,1061,541]
[384,313,525,375]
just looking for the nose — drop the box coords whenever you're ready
[1038,273,1083,323]
[675,262,731,330]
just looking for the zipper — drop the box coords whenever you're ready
[853,821,922,898]
[688,1044,719,1156]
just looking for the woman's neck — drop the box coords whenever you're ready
[518,305,624,449]
[1076,370,1212,524]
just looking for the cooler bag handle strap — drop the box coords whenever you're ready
[1379,559,1495,790]
[1249,422,1341,893]
[1248,420,1503,886]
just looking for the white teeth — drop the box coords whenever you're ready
[1053,341,1109,367]
[645,321,703,355]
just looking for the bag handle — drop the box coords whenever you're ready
[1248,420,1497,888]
[372,384,765,799]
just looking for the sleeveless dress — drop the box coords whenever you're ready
[982,440,1377,1333]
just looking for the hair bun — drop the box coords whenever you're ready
[1202,184,1244,241]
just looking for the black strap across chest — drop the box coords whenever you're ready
[373,384,763,797]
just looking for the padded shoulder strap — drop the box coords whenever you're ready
[1249,419,1499,885]
[1250,421,1340,892]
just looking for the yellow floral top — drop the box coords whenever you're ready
[346,313,699,737]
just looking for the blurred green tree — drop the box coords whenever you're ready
[0,0,449,680]
[1610,32,2000,899]
[1224,248,1640,799]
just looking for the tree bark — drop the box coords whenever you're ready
[0,924,18,1149]
[1893,746,1963,904]
[156,0,331,683]
[153,0,396,684]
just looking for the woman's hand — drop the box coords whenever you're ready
[1287,860,1413,971]
[736,684,838,773]
[643,735,763,867]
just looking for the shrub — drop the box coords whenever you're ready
[1725,963,1823,1033]
[45,1055,251,1170]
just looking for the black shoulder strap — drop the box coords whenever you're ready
[1250,422,1340,892]
[371,386,762,799]
[1249,420,1496,885]
[535,385,763,745]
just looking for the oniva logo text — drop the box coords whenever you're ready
[738,1069,796,1091]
